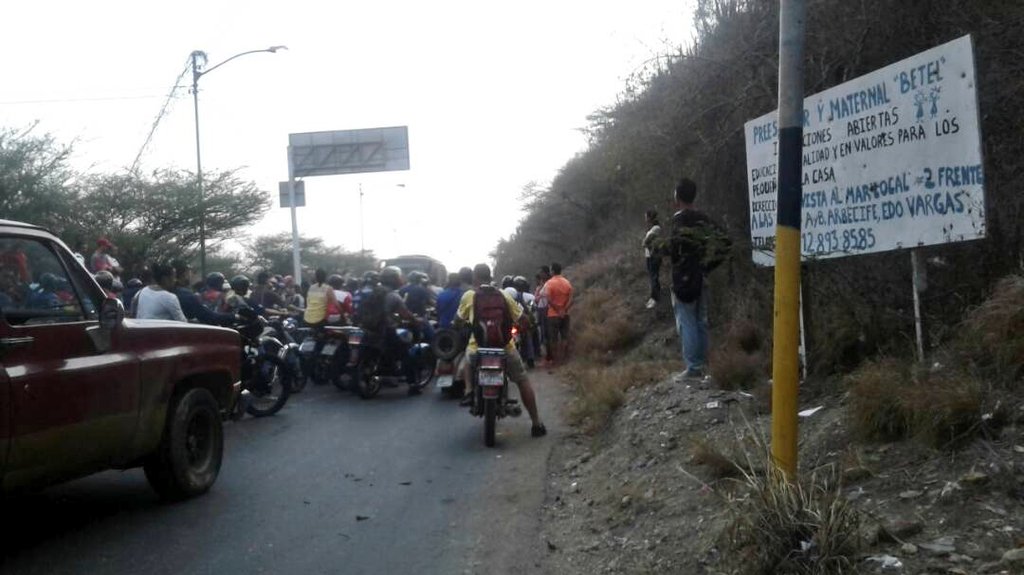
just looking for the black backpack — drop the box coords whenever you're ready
[473,286,512,348]
[356,285,391,335]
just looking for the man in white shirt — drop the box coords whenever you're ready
[643,209,663,309]
[133,262,187,322]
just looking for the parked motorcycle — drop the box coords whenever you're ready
[469,347,522,447]
[267,316,307,393]
[351,323,436,399]
[233,311,293,418]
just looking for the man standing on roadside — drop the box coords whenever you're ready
[668,178,731,379]
[535,265,551,361]
[643,209,663,309]
[541,262,573,365]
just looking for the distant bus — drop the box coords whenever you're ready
[379,255,448,287]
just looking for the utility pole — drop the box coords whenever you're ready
[359,182,365,257]
[191,51,207,277]
[771,0,806,479]
[287,147,301,282]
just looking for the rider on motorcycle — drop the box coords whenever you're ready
[171,260,237,326]
[357,266,425,395]
[401,270,436,343]
[352,270,379,314]
[200,272,226,311]
[511,275,538,368]
[327,274,353,324]
[455,263,546,437]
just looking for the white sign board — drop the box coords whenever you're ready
[278,181,305,207]
[289,126,409,178]
[744,35,985,266]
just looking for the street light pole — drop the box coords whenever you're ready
[190,45,287,277]
[191,51,207,277]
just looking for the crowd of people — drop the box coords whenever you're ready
[80,245,574,438]
[70,175,732,440]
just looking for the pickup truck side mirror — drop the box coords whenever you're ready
[100,297,125,330]
[88,298,124,354]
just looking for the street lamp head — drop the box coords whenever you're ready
[267,45,288,53]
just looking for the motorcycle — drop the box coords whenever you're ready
[232,311,293,418]
[314,325,363,391]
[432,327,467,399]
[351,322,436,399]
[267,316,307,393]
[470,347,522,447]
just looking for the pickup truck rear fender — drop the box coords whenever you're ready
[119,324,240,464]
[122,369,238,467]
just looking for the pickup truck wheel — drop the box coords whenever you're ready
[144,388,223,500]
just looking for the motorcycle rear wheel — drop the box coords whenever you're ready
[356,358,382,399]
[413,349,437,390]
[246,356,291,417]
[484,397,497,447]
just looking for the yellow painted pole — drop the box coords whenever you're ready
[771,0,806,479]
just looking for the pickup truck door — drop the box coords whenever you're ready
[0,235,139,489]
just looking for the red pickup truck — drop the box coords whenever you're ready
[0,220,241,499]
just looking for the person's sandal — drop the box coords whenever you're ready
[531,424,547,438]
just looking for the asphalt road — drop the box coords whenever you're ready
[0,371,567,575]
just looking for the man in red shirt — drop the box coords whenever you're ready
[540,262,573,364]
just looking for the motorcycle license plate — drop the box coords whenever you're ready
[348,334,362,345]
[299,340,316,354]
[479,371,504,387]
[436,374,453,388]
[322,343,339,356]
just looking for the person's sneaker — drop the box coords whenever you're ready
[459,394,474,407]
[683,368,705,379]
[645,298,657,309]
[531,423,547,437]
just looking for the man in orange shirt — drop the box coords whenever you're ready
[540,262,573,364]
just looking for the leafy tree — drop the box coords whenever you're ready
[0,125,76,230]
[64,169,271,275]
[244,232,375,279]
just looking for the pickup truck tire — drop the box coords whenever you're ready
[144,388,223,500]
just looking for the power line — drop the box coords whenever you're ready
[0,92,181,105]
[130,60,193,175]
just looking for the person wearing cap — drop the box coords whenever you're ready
[91,238,122,278]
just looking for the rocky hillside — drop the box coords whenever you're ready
[541,369,1024,574]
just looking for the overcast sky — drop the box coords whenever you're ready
[2,1,694,273]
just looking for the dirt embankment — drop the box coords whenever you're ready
[539,372,1024,574]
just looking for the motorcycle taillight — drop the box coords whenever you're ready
[348,334,362,345]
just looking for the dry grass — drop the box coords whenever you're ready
[711,347,767,390]
[723,453,862,575]
[846,358,988,448]
[691,439,743,480]
[710,318,768,390]
[845,358,911,442]
[565,360,676,433]
[571,287,645,362]
[750,380,773,415]
[953,274,1024,386]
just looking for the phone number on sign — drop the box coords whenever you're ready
[801,228,877,255]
